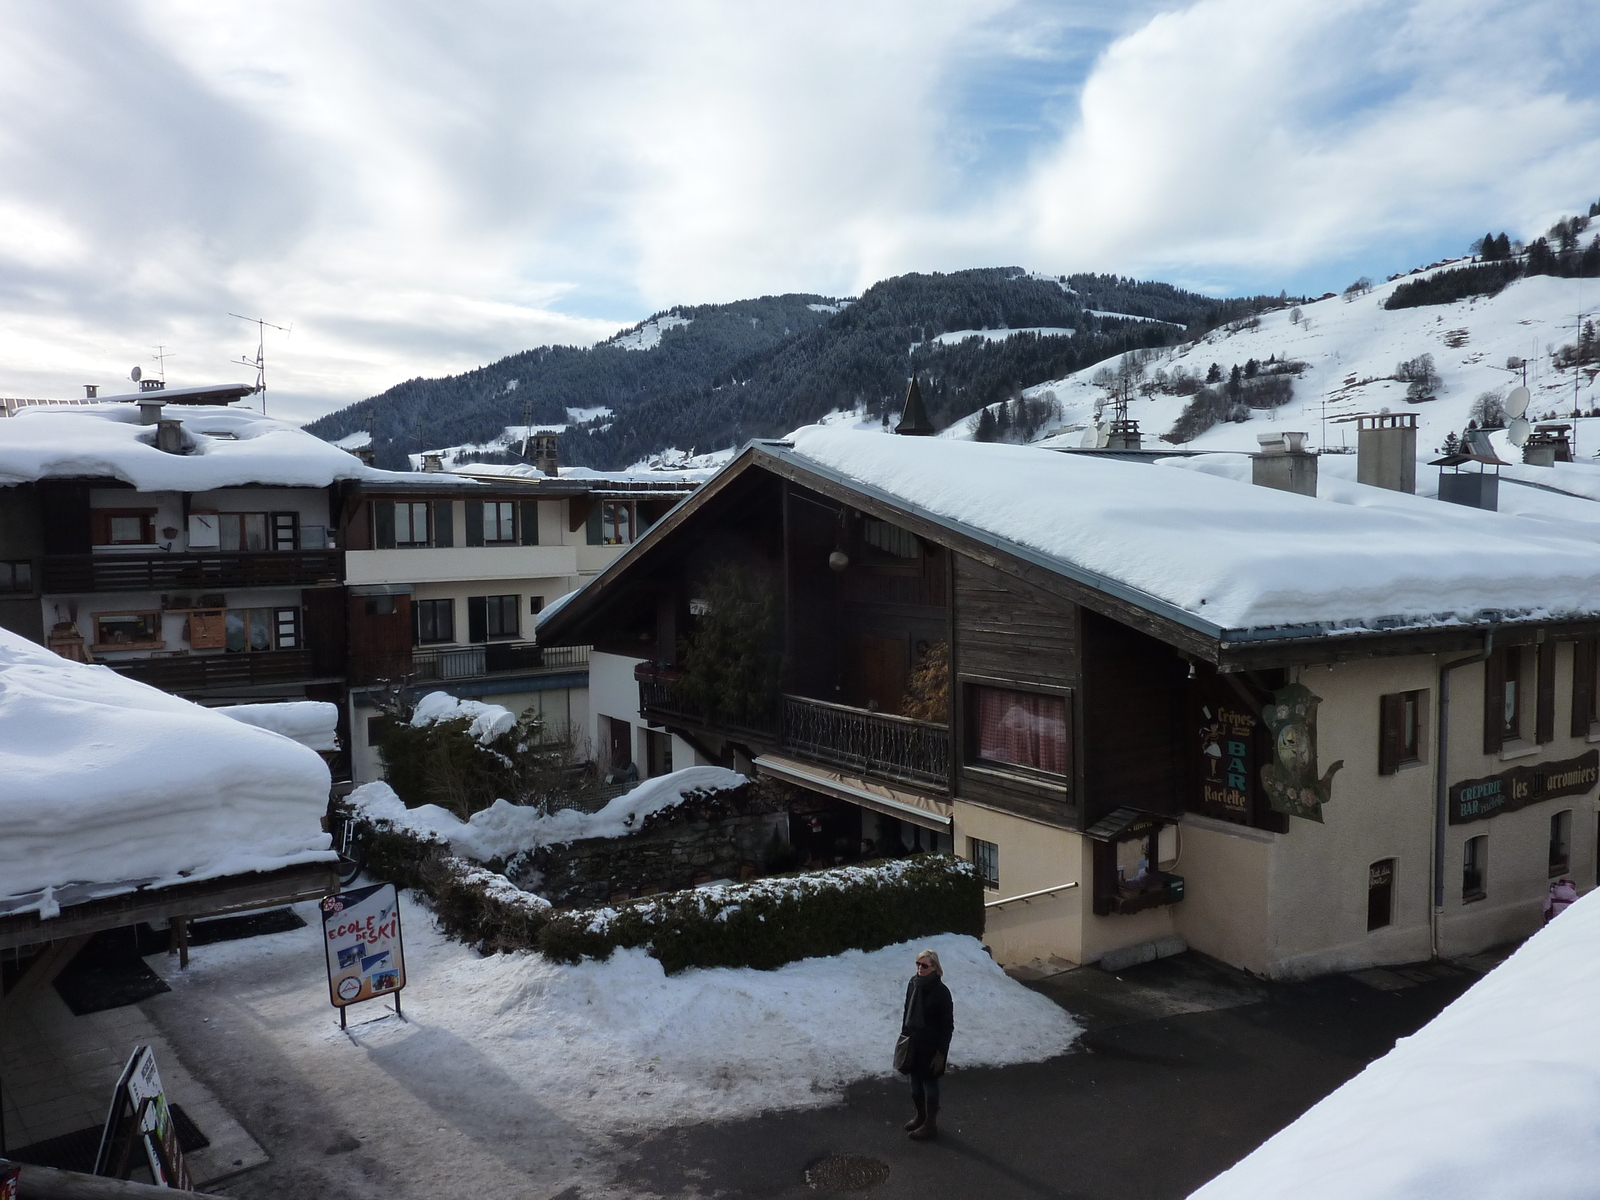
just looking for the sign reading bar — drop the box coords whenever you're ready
[1198,700,1256,824]
[1449,749,1600,825]
[322,882,406,1017]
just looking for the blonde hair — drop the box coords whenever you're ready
[916,949,943,977]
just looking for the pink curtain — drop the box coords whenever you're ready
[975,688,1067,773]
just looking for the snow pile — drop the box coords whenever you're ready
[409,691,516,744]
[0,403,440,490]
[785,425,1600,634]
[0,627,334,913]
[157,898,1078,1132]
[1191,890,1600,1200]
[349,766,748,862]
[214,701,340,751]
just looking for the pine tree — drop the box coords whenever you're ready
[1227,364,1243,400]
[995,399,1013,440]
[974,406,997,442]
[1442,431,1459,455]
[1244,358,1259,378]
[1206,362,1222,384]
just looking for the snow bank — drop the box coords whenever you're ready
[214,701,340,751]
[1191,890,1600,1200]
[409,691,516,744]
[0,627,334,913]
[349,766,748,862]
[0,403,443,490]
[787,425,1600,634]
[157,896,1078,1132]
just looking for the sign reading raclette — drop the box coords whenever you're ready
[1449,749,1600,825]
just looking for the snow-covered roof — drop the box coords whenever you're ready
[0,627,335,917]
[1191,890,1600,1200]
[0,403,442,491]
[779,426,1600,638]
[451,461,716,486]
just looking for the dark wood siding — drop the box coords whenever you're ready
[1080,608,1187,827]
[952,553,1080,828]
[346,593,411,685]
[303,587,347,678]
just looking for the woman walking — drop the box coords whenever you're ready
[897,948,953,1141]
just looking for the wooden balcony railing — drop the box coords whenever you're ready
[43,550,345,593]
[779,694,950,790]
[109,648,317,692]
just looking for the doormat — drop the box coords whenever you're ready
[5,1103,208,1173]
[52,957,171,1016]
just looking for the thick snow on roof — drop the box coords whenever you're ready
[786,425,1600,635]
[215,701,340,752]
[1191,891,1600,1200]
[0,403,438,491]
[0,628,334,915]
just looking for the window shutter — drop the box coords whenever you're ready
[1573,639,1596,738]
[1378,693,1402,776]
[520,500,539,545]
[586,506,602,545]
[1537,640,1556,744]
[432,501,454,547]
[465,502,484,547]
[467,596,488,643]
[1483,649,1504,755]
[89,510,110,545]
[374,501,396,549]
[271,512,299,551]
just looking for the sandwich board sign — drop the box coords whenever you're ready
[322,882,406,1027]
[92,1045,192,1188]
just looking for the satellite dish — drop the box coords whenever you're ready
[1080,424,1099,447]
[130,365,142,383]
[1096,424,1111,449]
[1507,416,1532,448]
[1507,385,1530,419]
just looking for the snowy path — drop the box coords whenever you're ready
[141,891,1077,1197]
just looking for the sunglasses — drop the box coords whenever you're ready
[916,961,933,971]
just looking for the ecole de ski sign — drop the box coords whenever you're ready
[322,881,407,1008]
[1449,748,1600,825]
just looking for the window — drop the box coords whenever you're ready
[1463,836,1487,901]
[1378,690,1426,774]
[1367,859,1395,931]
[645,729,673,778]
[394,502,431,548]
[1573,638,1599,738]
[970,838,999,889]
[468,594,519,642]
[219,512,269,551]
[1485,646,1536,754]
[93,611,163,648]
[225,608,274,653]
[967,685,1069,775]
[530,596,544,615]
[0,560,32,593]
[1550,810,1572,876]
[601,501,634,545]
[415,598,455,644]
[482,501,516,544]
[862,517,920,560]
[93,510,155,545]
[365,595,397,617]
[1501,646,1522,740]
[274,607,300,650]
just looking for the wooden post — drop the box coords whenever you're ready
[172,917,189,970]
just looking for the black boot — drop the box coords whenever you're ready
[904,1098,926,1131]
[909,1103,938,1141]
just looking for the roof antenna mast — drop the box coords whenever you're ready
[150,344,175,382]
[228,313,292,416]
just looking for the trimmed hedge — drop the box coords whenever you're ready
[348,804,982,973]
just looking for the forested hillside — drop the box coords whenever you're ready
[307,267,1288,469]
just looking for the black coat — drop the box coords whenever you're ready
[900,974,954,1075]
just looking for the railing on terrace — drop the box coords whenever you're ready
[109,647,316,692]
[42,550,344,593]
[410,642,589,683]
[779,693,949,790]
[636,672,777,737]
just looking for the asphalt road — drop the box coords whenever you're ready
[609,957,1477,1200]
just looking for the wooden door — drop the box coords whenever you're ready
[606,717,633,773]
[842,635,907,713]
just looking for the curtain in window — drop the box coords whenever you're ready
[975,687,1067,773]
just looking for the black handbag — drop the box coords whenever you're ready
[893,1035,913,1074]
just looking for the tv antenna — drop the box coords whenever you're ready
[229,313,291,415]
[150,345,175,382]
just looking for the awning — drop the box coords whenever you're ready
[754,754,953,833]
[1084,806,1176,843]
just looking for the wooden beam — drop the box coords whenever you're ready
[1,1157,221,1198]
[0,934,91,1017]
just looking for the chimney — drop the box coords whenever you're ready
[156,418,185,455]
[139,378,166,392]
[1357,413,1416,493]
[1252,431,1318,497]
[421,452,445,473]
[83,384,98,399]
[533,432,560,477]
[1107,418,1142,450]
[137,398,165,425]
[1438,469,1499,510]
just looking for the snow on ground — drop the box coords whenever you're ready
[154,892,1078,1133]
[456,458,721,483]
[1019,270,1599,459]
[350,766,748,862]
[409,691,516,744]
[0,404,434,490]
[1191,889,1600,1200]
[921,326,1074,349]
[807,301,851,314]
[565,405,612,424]
[609,313,692,351]
[622,445,737,473]
[215,701,340,751]
[0,627,333,914]
[785,424,1600,634]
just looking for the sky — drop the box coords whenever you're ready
[0,0,1596,425]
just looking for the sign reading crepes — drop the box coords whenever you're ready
[1449,748,1600,824]
[322,882,406,1010]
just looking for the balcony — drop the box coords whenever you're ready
[109,648,317,692]
[43,550,345,594]
[636,669,949,791]
[410,641,590,683]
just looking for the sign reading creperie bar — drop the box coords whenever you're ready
[1449,749,1600,824]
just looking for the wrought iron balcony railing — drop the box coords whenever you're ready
[779,694,950,790]
[43,550,344,594]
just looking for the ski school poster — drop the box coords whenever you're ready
[322,882,407,1009]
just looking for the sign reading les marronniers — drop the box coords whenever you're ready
[1449,748,1600,824]
[322,882,406,1010]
